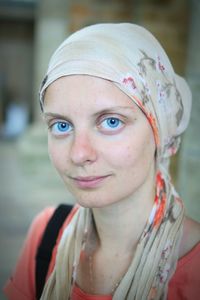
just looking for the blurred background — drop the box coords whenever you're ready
[0,0,200,298]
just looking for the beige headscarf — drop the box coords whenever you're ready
[39,23,192,300]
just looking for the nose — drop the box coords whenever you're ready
[70,131,97,165]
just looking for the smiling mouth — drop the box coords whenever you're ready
[69,175,111,189]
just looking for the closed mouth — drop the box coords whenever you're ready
[69,175,111,188]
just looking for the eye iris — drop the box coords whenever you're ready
[58,122,68,131]
[107,118,119,128]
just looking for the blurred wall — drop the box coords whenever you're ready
[178,0,200,221]
[0,4,34,126]
[0,22,33,106]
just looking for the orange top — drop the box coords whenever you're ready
[4,207,200,300]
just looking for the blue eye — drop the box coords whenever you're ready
[101,117,123,130]
[51,121,72,135]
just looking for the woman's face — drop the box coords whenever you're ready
[43,75,156,208]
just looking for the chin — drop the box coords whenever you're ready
[75,198,108,209]
[71,191,115,209]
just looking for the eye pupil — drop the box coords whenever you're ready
[107,118,119,128]
[58,122,68,131]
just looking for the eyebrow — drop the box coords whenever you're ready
[43,112,69,120]
[43,106,136,120]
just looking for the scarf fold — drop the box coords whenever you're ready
[39,23,191,299]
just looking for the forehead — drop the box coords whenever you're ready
[44,75,140,113]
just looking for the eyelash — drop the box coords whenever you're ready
[48,116,125,137]
[97,117,124,132]
[48,121,73,136]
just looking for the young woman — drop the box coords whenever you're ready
[4,23,200,300]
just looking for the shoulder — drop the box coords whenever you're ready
[179,216,200,258]
[25,206,56,245]
[31,206,56,229]
[169,217,200,299]
[29,204,78,251]
[3,206,56,300]
[17,206,57,265]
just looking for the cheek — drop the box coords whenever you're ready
[137,128,155,166]
[48,139,67,171]
[106,127,155,171]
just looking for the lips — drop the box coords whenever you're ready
[69,175,111,188]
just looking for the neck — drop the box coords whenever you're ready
[92,167,156,255]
